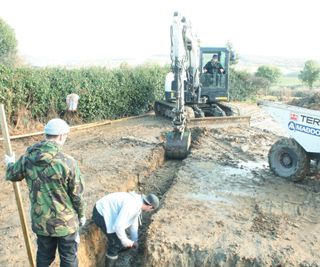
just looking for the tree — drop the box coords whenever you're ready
[229,68,264,100]
[255,65,282,84]
[298,60,320,89]
[0,17,18,66]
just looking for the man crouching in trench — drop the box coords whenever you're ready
[92,191,159,267]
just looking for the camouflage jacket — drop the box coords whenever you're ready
[6,140,85,237]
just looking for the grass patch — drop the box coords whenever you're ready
[278,75,320,88]
[278,76,301,87]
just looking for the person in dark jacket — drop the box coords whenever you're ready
[5,118,86,267]
[203,54,224,74]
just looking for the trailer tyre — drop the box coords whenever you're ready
[268,138,309,182]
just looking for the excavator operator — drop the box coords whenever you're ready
[203,54,224,74]
[203,54,224,86]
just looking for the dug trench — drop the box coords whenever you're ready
[78,154,181,267]
[1,104,320,266]
[79,120,320,266]
[0,115,172,267]
[77,126,205,267]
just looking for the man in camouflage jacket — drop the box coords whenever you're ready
[5,118,86,267]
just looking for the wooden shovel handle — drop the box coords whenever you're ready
[0,104,35,267]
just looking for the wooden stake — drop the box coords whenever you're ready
[0,104,35,267]
[0,113,152,142]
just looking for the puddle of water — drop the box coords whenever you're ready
[183,161,265,205]
[189,160,266,177]
[188,193,234,204]
[202,165,257,186]
[237,161,266,170]
[222,166,250,176]
[185,160,320,222]
[216,189,256,198]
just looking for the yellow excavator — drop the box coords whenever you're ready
[154,12,250,159]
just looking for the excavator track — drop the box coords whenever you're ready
[155,100,251,129]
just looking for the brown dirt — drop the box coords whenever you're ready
[1,103,320,267]
[10,107,44,135]
[289,92,320,110]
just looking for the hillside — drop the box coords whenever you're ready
[23,53,318,76]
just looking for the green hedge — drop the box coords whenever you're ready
[0,63,262,126]
[229,67,266,100]
[0,64,169,124]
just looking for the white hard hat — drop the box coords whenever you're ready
[44,118,70,135]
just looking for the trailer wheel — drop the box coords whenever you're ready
[268,138,309,182]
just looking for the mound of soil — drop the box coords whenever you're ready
[289,92,320,110]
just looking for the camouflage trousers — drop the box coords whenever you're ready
[92,205,124,258]
[36,232,79,267]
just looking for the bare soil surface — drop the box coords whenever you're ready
[1,103,320,267]
[0,114,170,267]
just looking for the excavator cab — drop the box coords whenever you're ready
[199,47,230,103]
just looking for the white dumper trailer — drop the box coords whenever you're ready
[259,100,320,182]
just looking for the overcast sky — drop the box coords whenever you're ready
[1,0,319,66]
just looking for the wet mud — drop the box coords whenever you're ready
[1,104,320,266]
[145,124,320,266]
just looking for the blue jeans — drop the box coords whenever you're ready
[36,232,79,267]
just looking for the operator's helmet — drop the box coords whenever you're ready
[44,118,70,135]
[212,54,218,59]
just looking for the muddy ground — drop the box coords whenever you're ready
[1,103,320,266]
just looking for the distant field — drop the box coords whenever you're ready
[278,75,320,88]
[278,76,301,87]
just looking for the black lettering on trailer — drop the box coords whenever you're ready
[296,115,320,126]
[313,117,320,126]
[306,116,313,124]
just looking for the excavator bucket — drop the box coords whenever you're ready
[165,131,191,160]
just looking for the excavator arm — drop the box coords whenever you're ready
[165,12,196,159]
[170,12,187,134]
[163,13,250,159]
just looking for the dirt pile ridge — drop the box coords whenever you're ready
[289,92,320,110]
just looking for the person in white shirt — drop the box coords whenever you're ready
[92,191,159,267]
[66,93,80,112]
